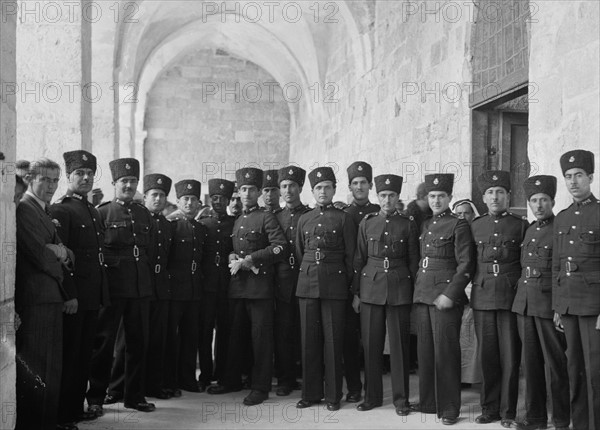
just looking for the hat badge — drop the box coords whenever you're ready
[433,177,439,185]
[187,184,192,189]
[535,180,541,186]
[267,175,271,180]
[569,156,575,163]
[157,178,163,184]
[316,171,322,178]
[385,178,390,185]
[82,154,88,161]
[289,169,294,175]
[220,183,224,189]
[125,163,131,170]
[492,175,498,181]
[357,165,363,171]
[245,173,250,178]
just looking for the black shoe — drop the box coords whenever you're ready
[207,384,242,395]
[103,393,123,404]
[56,423,79,430]
[409,403,435,414]
[86,404,103,417]
[243,390,268,406]
[396,405,412,416]
[75,411,98,422]
[276,386,294,396]
[124,401,156,412]
[197,381,208,393]
[180,383,199,393]
[442,417,459,425]
[326,402,341,411]
[296,399,321,408]
[475,414,501,424]
[501,418,515,428]
[357,402,381,411]
[345,392,362,403]
[516,420,547,430]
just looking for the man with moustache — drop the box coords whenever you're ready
[413,174,475,425]
[352,174,419,416]
[553,149,599,430]
[207,167,286,406]
[229,185,242,217]
[197,178,235,391]
[16,158,74,430]
[262,169,283,213]
[164,180,206,395]
[273,166,311,396]
[295,166,357,411]
[512,175,570,430]
[343,161,380,403]
[86,158,156,414]
[471,170,528,427]
[51,151,110,428]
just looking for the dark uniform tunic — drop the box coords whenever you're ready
[414,209,475,419]
[87,198,155,407]
[471,210,528,420]
[354,210,419,408]
[197,212,235,385]
[552,195,600,430]
[512,215,570,428]
[51,192,109,423]
[343,201,379,396]
[222,204,286,392]
[274,203,311,390]
[164,210,206,391]
[296,204,357,404]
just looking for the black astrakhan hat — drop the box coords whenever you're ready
[235,167,263,188]
[278,165,306,187]
[347,161,373,183]
[309,166,337,188]
[262,170,279,189]
[424,173,454,194]
[208,178,235,199]
[477,170,511,193]
[63,150,97,175]
[175,179,201,199]
[143,173,172,195]
[109,158,139,181]
[560,149,595,175]
[523,175,557,200]
[374,174,403,194]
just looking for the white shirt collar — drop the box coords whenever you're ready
[26,190,46,210]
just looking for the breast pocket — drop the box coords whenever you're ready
[390,235,407,258]
[432,235,454,258]
[367,235,380,255]
[534,245,553,269]
[579,227,600,256]
[105,220,129,244]
[244,231,262,252]
[501,237,521,261]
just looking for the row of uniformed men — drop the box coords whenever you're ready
[14,149,598,430]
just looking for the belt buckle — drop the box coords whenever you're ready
[155,264,161,274]
[492,263,500,274]
[422,257,429,268]
[315,251,321,262]
[191,260,197,273]
[98,252,104,265]
[383,258,390,269]
[289,255,296,266]
[565,261,572,273]
[215,254,221,266]
[133,245,139,258]
[526,267,531,278]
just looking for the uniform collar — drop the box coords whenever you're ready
[379,209,398,219]
[352,200,372,208]
[287,202,306,213]
[574,194,596,207]
[316,203,334,211]
[434,208,453,218]
[489,210,508,219]
[536,214,554,227]
[66,190,86,202]
[243,204,260,215]
[114,198,132,206]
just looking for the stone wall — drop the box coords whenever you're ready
[0,5,17,429]
[529,1,600,209]
[144,48,290,197]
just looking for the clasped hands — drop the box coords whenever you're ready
[228,253,259,275]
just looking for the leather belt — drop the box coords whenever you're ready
[303,250,345,263]
[523,266,547,278]
[367,257,406,270]
[486,262,520,275]
[420,257,456,270]
[155,264,161,274]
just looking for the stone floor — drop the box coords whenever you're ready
[79,373,563,430]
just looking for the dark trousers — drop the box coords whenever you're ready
[15,303,63,430]
[415,303,463,418]
[473,309,521,419]
[275,296,300,388]
[299,298,346,404]
[165,300,200,390]
[361,303,411,407]
[87,298,150,406]
[562,314,600,430]
[107,321,125,397]
[516,314,570,427]
[222,298,274,392]
[343,296,363,394]
[146,300,169,393]
[58,309,98,423]
[198,291,229,384]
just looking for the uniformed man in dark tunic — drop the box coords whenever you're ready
[471,170,528,427]
[164,180,206,395]
[51,151,110,426]
[295,166,357,412]
[262,169,283,213]
[512,175,570,430]
[207,167,286,406]
[412,173,475,425]
[273,166,311,396]
[352,174,419,415]
[343,161,379,403]
[553,149,599,430]
[86,158,156,414]
[197,178,235,391]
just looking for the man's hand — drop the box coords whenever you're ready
[240,255,254,271]
[228,253,240,263]
[63,298,78,315]
[46,243,67,261]
[596,314,600,331]
[554,312,564,333]
[433,294,454,311]
[352,295,361,313]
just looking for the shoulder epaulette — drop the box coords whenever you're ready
[448,212,459,218]
[507,212,528,221]
[364,212,378,220]
[54,195,69,204]
[472,214,487,223]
